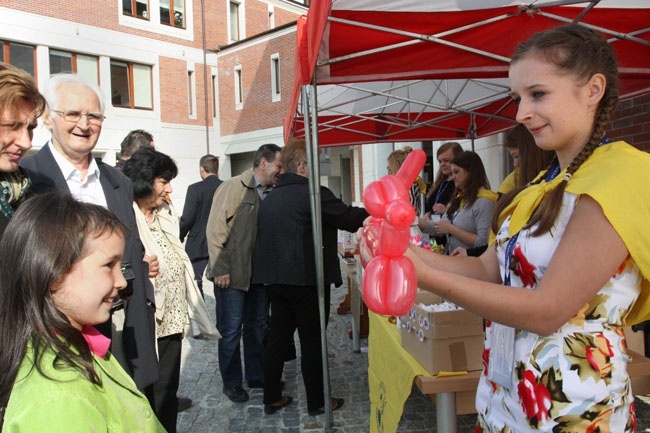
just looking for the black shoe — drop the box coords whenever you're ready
[177,396,193,412]
[248,380,285,390]
[264,396,293,415]
[308,397,344,416]
[223,385,249,403]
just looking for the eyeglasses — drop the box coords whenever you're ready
[52,109,105,125]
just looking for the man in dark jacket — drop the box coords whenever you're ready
[252,139,368,416]
[20,73,159,394]
[180,154,222,298]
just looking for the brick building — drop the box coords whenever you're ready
[1,1,648,206]
[0,0,307,206]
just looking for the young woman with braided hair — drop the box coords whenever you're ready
[361,24,650,431]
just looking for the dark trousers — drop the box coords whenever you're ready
[263,284,330,411]
[149,333,182,433]
[191,258,209,299]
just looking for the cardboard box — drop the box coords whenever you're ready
[400,291,484,375]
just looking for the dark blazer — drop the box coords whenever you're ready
[180,175,222,261]
[0,213,9,239]
[20,145,159,389]
[252,172,368,288]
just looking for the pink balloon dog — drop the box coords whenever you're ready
[361,149,426,316]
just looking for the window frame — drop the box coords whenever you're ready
[160,0,186,29]
[268,5,275,29]
[270,53,281,102]
[228,0,243,43]
[110,59,153,110]
[187,69,196,117]
[211,73,218,118]
[234,65,243,110]
[122,0,150,21]
[0,40,37,78]
[49,50,100,84]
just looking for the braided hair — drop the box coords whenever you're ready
[491,24,619,236]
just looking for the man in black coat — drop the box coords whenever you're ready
[180,154,222,297]
[20,74,159,393]
[251,139,368,416]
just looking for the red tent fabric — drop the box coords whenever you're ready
[284,0,650,147]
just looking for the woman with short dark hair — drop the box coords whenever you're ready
[123,148,218,433]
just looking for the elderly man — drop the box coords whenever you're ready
[206,143,282,403]
[20,74,159,394]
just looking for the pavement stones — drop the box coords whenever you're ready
[177,278,650,432]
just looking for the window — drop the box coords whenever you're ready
[268,5,275,29]
[229,1,240,41]
[270,54,281,101]
[110,60,153,109]
[123,0,149,19]
[212,74,217,117]
[50,50,99,85]
[187,70,196,116]
[0,41,36,77]
[234,66,243,109]
[160,0,185,28]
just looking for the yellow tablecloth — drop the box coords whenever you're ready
[368,311,432,433]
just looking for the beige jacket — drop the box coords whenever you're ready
[133,201,220,340]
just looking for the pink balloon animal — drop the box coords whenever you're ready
[361,149,426,316]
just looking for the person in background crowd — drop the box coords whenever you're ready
[116,129,154,170]
[423,141,463,247]
[123,148,219,433]
[497,123,555,196]
[380,24,650,431]
[419,150,496,254]
[206,143,282,403]
[20,73,159,400]
[452,125,554,257]
[0,62,45,238]
[252,138,368,416]
[117,128,191,413]
[180,154,222,299]
[0,193,166,433]
[387,146,424,214]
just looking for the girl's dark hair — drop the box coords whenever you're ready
[122,148,178,199]
[492,24,618,236]
[446,151,490,219]
[0,192,127,410]
[428,142,464,199]
[506,124,555,188]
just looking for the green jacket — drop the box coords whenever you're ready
[3,344,166,433]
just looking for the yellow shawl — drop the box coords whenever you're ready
[458,188,497,210]
[496,141,650,325]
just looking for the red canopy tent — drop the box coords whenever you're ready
[284,2,650,429]
[285,0,650,146]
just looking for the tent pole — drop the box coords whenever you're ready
[302,83,334,430]
[470,113,476,151]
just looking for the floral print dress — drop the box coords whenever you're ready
[476,192,642,432]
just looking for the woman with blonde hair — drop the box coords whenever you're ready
[0,62,45,237]
[387,146,425,214]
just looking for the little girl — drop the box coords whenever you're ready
[0,192,166,432]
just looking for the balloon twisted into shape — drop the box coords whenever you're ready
[361,149,426,316]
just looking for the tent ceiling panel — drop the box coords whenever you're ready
[285,0,650,146]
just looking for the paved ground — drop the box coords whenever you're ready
[177,278,650,432]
